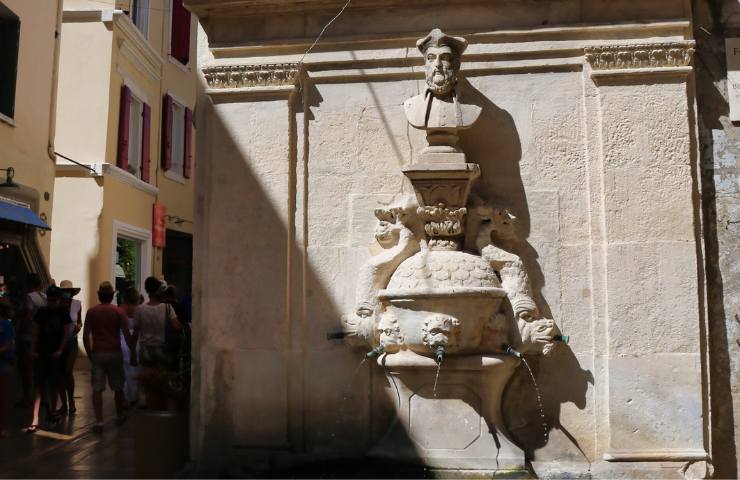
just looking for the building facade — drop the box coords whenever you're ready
[187,0,731,478]
[0,1,63,288]
[51,0,197,315]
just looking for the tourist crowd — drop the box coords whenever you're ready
[0,274,191,437]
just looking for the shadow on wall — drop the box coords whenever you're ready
[459,80,554,320]
[195,96,423,477]
[459,80,594,461]
[692,18,739,478]
[503,350,594,462]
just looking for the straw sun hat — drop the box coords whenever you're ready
[59,280,81,297]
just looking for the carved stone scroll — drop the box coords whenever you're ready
[584,42,695,70]
[202,63,300,89]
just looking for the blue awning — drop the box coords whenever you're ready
[0,199,50,230]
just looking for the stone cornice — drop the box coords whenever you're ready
[103,10,164,76]
[56,162,159,196]
[185,0,491,16]
[202,63,300,89]
[584,41,695,71]
[105,164,159,196]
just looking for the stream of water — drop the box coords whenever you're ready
[521,358,548,443]
[432,362,441,397]
[343,357,368,399]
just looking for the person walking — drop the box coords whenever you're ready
[132,277,182,410]
[57,280,82,416]
[119,287,141,409]
[0,299,15,438]
[82,282,132,433]
[28,286,69,432]
[14,273,45,408]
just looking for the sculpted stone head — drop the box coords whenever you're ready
[416,28,467,96]
[377,312,401,347]
[520,318,560,356]
[422,314,461,350]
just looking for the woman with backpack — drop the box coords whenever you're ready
[131,277,182,410]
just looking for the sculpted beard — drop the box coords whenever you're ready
[426,63,456,95]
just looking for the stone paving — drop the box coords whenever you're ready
[0,362,137,478]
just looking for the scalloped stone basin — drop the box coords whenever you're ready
[378,250,508,355]
[370,351,525,471]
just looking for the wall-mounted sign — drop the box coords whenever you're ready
[726,38,740,122]
[153,203,166,247]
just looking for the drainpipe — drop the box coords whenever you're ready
[47,0,64,160]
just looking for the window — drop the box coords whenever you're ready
[130,0,149,38]
[171,101,185,174]
[128,95,143,177]
[117,85,151,182]
[169,0,190,65]
[162,94,192,179]
[0,2,19,120]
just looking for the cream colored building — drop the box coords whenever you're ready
[50,0,197,315]
[0,1,63,286]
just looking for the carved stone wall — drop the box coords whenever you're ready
[188,0,713,477]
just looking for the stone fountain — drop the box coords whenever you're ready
[340,29,563,472]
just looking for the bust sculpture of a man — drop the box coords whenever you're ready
[404,28,482,162]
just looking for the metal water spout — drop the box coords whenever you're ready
[503,344,524,358]
[366,345,385,358]
[435,345,445,364]
[553,334,569,344]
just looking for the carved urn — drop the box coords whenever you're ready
[377,250,509,356]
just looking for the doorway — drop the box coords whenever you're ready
[162,229,192,307]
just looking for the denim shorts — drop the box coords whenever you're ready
[90,351,125,393]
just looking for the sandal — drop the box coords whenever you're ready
[26,425,38,434]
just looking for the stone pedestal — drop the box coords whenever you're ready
[401,163,480,208]
[371,351,526,472]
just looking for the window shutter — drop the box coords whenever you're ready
[141,102,151,182]
[162,94,173,171]
[184,107,192,178]
[117,85,131,171]
[171,0,190,65]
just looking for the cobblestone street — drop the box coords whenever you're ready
[1,363,137,478]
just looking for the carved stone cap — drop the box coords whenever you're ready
[584,42,695,70]
[202,63,300,89]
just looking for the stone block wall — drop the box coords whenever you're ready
[186,0,718,476]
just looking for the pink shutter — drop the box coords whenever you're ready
[171,0,190,65]
[117,85,131,170]
[162,94,173,171]
[141,103,151,182]
[184,107,192,178]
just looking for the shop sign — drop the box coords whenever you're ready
[726,38,740,121]
[153,203,166,247]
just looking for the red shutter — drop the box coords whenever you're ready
[184,107,192,178]
[171,0,190,65]
[117,85,131,171]
[141,103,151,182]
[162,94,173,171]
